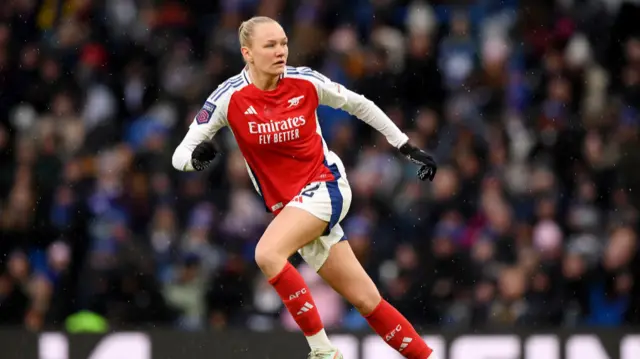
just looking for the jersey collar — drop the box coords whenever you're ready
[242,67,252,84]
[242,66,285,85]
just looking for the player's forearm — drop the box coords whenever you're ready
[172,128,210,171]
[172,145,196,171]
[341,89,409,148]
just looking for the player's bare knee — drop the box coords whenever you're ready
[254,241,286,278]
[254,243,274,273]
[349,290,382,315]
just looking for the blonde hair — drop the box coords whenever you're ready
[238,16,277,48]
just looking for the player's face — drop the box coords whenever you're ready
[248,22,288,76]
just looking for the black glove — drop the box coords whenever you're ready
[191,141,218,171]
[399,142,437,181]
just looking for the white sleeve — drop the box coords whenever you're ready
[301,67,409,148]
[172,94,229,171]
[337,87,409,148]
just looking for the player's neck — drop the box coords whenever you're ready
[247,66,279,91]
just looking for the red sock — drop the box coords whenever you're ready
[268,262,324,336]
[365,300,433,359]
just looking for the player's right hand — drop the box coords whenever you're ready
[191,141,217,171]
[399,142,437,181]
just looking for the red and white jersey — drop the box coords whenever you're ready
[173,66,409,213]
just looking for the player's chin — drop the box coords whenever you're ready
[272,61,286,73]
[270,67,285,76]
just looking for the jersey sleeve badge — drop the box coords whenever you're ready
[196,101,217,124]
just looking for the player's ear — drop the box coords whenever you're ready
[241,47,253,64]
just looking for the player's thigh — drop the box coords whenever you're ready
[317,240,382,315]
[257,176,351,267]
[290,178,352,270]
[256,205,328,262]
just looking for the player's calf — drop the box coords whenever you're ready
[315,241,436,358]
[364,300,434,359]
[268,261,334,352]
[268,262,322,336]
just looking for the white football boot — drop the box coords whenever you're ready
[307,347,343,359]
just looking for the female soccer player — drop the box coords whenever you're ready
[172,16,439,359]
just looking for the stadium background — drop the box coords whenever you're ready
[1,0,640,356]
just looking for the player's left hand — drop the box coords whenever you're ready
[399,142,437,181]
[191,141,218,171]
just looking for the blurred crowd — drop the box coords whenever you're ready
[1,0,640,333]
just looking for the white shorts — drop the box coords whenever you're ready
[286,161,352,272]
